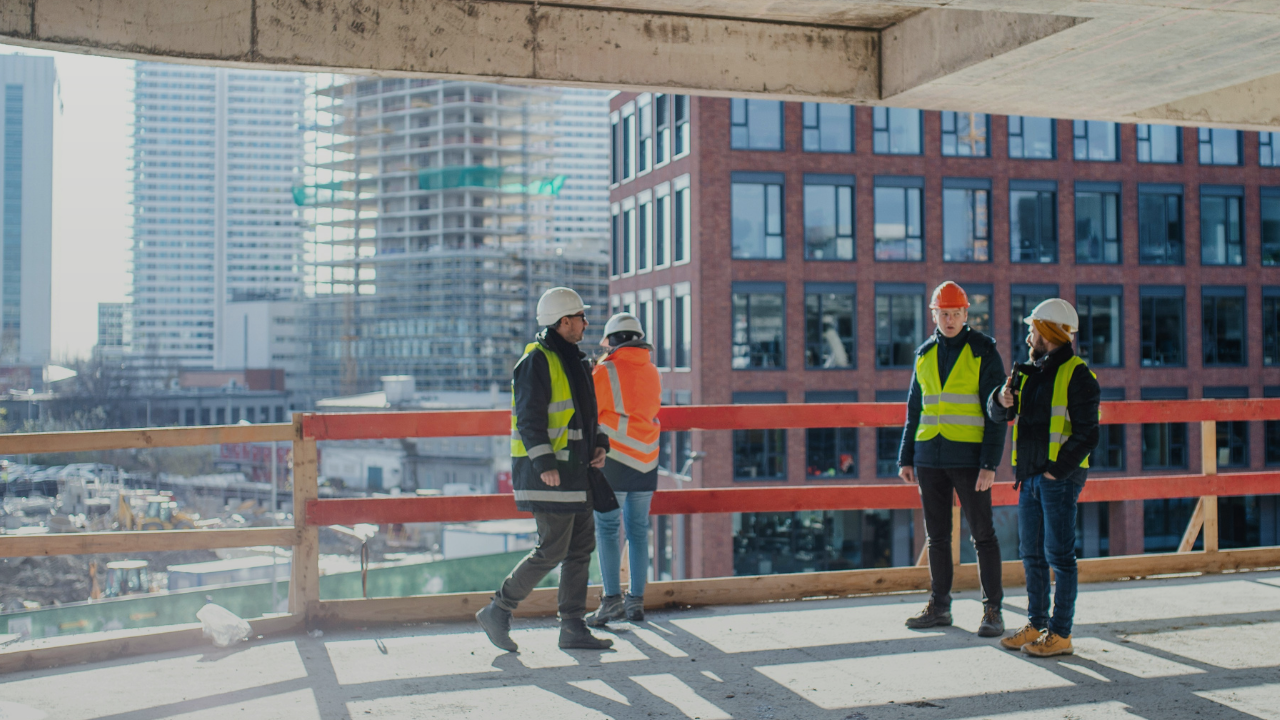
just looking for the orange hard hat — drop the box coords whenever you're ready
[930,281,970,309]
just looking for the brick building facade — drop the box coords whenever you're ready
[609,93,1280,581]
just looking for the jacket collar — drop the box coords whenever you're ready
[604,339,653,360]
[537,327,585,361]
[1034,342,1076,371]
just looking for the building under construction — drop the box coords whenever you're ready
[298,78,610,397]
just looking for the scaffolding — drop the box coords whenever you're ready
[298,77,609,397]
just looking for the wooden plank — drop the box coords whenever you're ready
[0,613,301,675]
[313,546,1280,626]
[1073,472,1280,504]
[1099,399,1280,425]
[0,423,294,455]
[289,430,320,622]
[951,501,961,566]
[1202,420,1218,477]
[0,527,298,558]
[1204,495,1219,553]
[1177,497,1206,553]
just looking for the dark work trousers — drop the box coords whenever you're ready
[917,466,1003,609]
[494,510,595,620]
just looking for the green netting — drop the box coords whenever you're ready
[292,181,353,206]
[418,166,566,196]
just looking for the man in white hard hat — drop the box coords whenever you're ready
[988,298,1100,658]
[477,287,614,652]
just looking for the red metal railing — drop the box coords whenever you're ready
[304,399,1280,526]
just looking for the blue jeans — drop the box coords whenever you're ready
[595,490,653,597]
[1019,472,1084,637]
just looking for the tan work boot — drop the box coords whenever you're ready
[1023,631,1073,657]
[1000,623,1043,651]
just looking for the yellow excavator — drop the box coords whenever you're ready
[117,493,197,531]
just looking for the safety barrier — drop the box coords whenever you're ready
[2,399,1280,672]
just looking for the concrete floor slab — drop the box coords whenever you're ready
[346,685,616,719]
[1071,637,1205,678]
[951,701,1142,719]
[325,632,504,684]
[1004,579,1280,624]
[1127,621,1280,669]
[1196,683,1280,719]
[165,689,323,720]
[669,601,942,653]
[755,646,1075,709]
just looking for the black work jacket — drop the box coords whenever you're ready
[512,329,609,513]
[986,343,1100,484]
[899,327,1008,471]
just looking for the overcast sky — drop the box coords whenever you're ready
[2,44,133,360]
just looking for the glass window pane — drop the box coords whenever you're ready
[1263,196,1280,266]
[747,99,782,150]
[731,183,766,258]
[805,293,855,368]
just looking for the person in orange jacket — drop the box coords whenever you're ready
[586,312,662,626]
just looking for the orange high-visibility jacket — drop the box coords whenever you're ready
[593,345,662,473]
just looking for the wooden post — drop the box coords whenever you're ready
[1199,420,1218,554]
[1176,498,1205,553]
[289,415,321,623]
[951,499,962,566]
[1203,495,1219,553]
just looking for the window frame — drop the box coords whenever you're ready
[621,101,636,182]
[1138,184,1185,265]
[637,93,653,176]
[636,190,653,274]
[673,95,690,159]
[655,287,671,369]
[654,93,671,167]
[1201,287,1247,368]
[1008,116,1056,160]
[872,107,923,155]
[1009,180,1058,264]
[1076,285,1124,368]
[941,177,992,263]
[1265,288,1280,367]
[609,110,621,186]
[730,98,784,152]
[732,284,787,371]
[731,172,785,260]
[1140,286,1187,368]
[1072,120,1120,162]
[654,182,671,269]
[1141,387,1189,471]
[673,174,692,265]
[1204,386,1249,469]
[805,390,859,479]
[1262,132,1280,168]
[673,282,692,370]
[802,102,855,154]
[940,111,990,157]
[1198,128,1243,166]
[874,284,925,369]
[1137,124,1182,164]
[873,176,925,262]
[1200,185,1245,267]
[620,197,636,276]
[609,203,621,278]
[803,173,856,261]
[804,283,857,371]
[733,391,789,481]
[1263,188,1280,266]
[1074,181,1122,264]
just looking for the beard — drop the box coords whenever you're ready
[1029,337,1051,360]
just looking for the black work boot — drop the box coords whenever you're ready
[624,593,645,622]
[977,604,1005,638]
[587,594,624,627]
[476,601,518,652]
[905,601,953,629]
[559,618,615,649]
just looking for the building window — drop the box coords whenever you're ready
[674,179,691,263]
[802,103,853,153]
[1268,388,1280,466]
[674,95,690,157]
[637,297,653,339]
[1142,388,1188,470]
[874,390,905,477]
[733,392,787,480]
[804,175,854,261]
[875,286,923,368]
[1077,288,1122,367]
[1198,128,1242,166]
[730,99,783,151]
[621,204,635,273]
[654,191,669,267]
[674,286,691,369]
[654,94,670,165]
[637,197,652,272]
[610,207,620,276]
[1201,190,1244,266]
[637,96,652,174]
[1137,124,1181,164]
[1266,292,1280,366]
[655,295,671,368]
[1008,116,1055,159]
[805,286,855,369]
[1263,192,1280,266]
[1202,289,1246,366]
[872,107,922,155]
[732,285,785,369]
[610,113,620,184]
[731,173,784,259]
[1140,288,1185,367]
[1092,390,1126,471]
[1072,120,1119,161]
[1010,185,1057,263]
[874,181,923,261]
[941,111,988,157]
[942,181,990,262]
[1205,387,1249,469]
[1075,185,1120,264]
[806,391,858,479]
[622,104,635,180]
[1262,132,1280,167]
[1138,187,1183,264]
[1010,287,1055,364]
[961,283,992,336]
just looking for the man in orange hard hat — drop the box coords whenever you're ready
[899,281,1009,637]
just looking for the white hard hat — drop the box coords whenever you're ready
[603,312,644,340]
[535,287,589,327]
[1024,298,1079,334]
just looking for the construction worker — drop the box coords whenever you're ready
[989,298,1099,658]
[476,287,614,652]
[586,312,661,627]
[899,281,1008,637]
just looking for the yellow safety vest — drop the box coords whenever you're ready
[511,342,578,463]
[915,342,985,444]
[1012,355,1094,468]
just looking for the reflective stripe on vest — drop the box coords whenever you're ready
[599,355,661,473]
[1012,355,1094,469]
[511,341,577,462]
[915,342,985,444]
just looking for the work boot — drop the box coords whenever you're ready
[587,594,624,627]
[1000,623,1045,651]
[476,601,518,652]
[1023,630,1073,657]
[560,618,615,650]
[905,601,952,629]
[977,605,1005,638]
[625,593,645,622]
